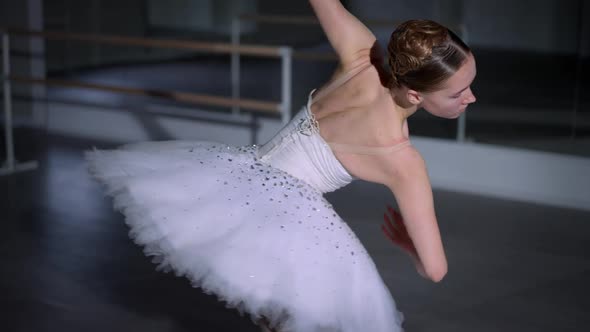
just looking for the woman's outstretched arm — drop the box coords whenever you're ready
[386,147,448,282]
[309,0,376,64]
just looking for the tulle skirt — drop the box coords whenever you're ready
[86,140,403,332]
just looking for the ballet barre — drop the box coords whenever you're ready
[0,28,295,176]
[8,76,282,114]
[5,28,285,57]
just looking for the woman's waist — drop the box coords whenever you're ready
[258,136,353,193]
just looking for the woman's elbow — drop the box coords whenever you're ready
[426,264,447,283]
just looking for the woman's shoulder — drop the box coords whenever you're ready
[345,45,392,95]
[332,140,423,186]
[338,43,385,75]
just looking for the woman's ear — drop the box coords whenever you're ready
[406,89,422,105]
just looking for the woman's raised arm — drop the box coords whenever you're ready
[309,0,377,64]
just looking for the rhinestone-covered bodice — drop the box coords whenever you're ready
[257,93,354,193]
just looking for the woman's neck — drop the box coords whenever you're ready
[390,89,419,120]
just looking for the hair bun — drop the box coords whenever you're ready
[388,20,449,87]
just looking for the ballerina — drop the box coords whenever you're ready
[86,1,476,331]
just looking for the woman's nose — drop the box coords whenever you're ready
[463,88,476,104]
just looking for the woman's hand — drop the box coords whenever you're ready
[381,205,416,255]
[381,205,427,278]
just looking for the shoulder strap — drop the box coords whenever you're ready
[311,59,373,105]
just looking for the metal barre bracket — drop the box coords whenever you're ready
[1,32,39,177]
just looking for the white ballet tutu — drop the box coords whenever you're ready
[86,140,403,332]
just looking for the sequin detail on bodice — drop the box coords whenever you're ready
[257,92,353,193]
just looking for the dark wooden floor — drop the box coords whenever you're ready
[2,131,590,332]
[1,133,262,332]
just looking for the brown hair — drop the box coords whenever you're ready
[387,20,471,92]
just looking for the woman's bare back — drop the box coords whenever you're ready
[310,54,411,185]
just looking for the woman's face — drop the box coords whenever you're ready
[419,53,477,119]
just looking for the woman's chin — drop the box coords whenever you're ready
[451,108,467,118]
[424,108,466,119]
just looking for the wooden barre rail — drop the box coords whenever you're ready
[239,14,463,32]
[9,75,282,114]
[239,14,402,28]
[1,28,285,58]
[1,27,337,62]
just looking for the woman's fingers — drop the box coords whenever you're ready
[381,223,396,243]
[383,205,418,255]
[383,213,404,241]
